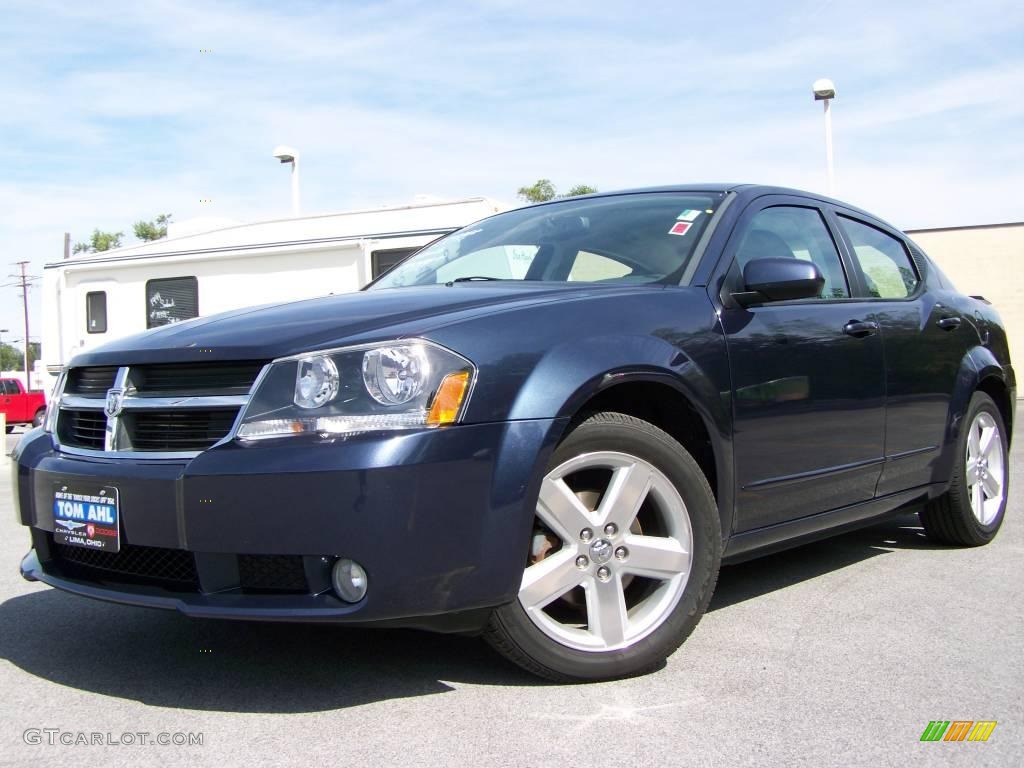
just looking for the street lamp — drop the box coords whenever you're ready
[812,78,836,196]
[272,145,301,216]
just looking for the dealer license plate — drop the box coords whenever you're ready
[53,483,120,553]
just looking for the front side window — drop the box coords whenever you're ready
[369,193,725,289]
[146,277,199,328]
[839,216,919,299]
[86,291,107,334]
[735,206,849,299]
[2,380,18,394]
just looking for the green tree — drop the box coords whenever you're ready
[0,343,21,370]
[517,179,599,203]
[0,342,38,371]
[517,179,557,203]
[73,229,124,254]
[563,184,598,197]
[133,213,172,242]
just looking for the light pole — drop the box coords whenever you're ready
[812,78,836,196]
[272,145,301,216]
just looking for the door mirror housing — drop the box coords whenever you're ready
[733,258,825,306]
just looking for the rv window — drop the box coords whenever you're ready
[146,277,199,328]
[371,248,419,280]
[86,291,107,334]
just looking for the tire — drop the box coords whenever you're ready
[485,412,721,682]
[4,425,13,434]
[32,408,45,428]
[920,392,1009,546]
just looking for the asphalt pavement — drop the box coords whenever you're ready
[1,412,1021,767]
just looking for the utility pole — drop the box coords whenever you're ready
[7,261,39,390]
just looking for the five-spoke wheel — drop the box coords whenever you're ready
[486,412,720,681]
[921,391,1009,546]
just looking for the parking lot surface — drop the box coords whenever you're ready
[2,412,1021,767]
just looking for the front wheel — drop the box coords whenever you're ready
[920,391,1009,546]
[485,412,721,681]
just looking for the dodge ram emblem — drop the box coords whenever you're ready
[104,388,125,419]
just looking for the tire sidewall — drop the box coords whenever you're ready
[492,414,721,680]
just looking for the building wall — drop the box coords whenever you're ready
[908,223,1023,395]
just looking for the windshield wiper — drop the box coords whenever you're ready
[448,276,504,283]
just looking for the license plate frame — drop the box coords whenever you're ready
[52,482,121,553]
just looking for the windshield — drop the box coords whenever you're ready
[369,192,725,289]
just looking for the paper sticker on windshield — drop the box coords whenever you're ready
[676,210,701,222]
[668,221,692,236]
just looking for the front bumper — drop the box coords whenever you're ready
[12,420,561,629]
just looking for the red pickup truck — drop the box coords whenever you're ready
[1,378,46,432]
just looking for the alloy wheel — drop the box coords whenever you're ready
[518,451,693,652]
[964,411,1005,525]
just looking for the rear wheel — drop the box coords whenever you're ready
[485,412,721,681]
[32,408,45,428]
[920,392,1008,546]
[4,425,13,434]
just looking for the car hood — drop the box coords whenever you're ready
[71,283,659,366]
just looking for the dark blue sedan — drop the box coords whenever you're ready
[11,185,1015,680]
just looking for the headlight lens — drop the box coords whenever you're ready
[236,340,474,441]
[295,355,340,408]
[362,346,425,405]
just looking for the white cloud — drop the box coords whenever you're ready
[0,0,1022,333]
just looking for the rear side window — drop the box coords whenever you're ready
[735,206,849,299]
[146,277,199,328]
[86,291,107,334]
[839,216,920,299]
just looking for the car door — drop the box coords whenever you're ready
[830,210,968,494]
[716,197,887,533]
[0,380,14,421]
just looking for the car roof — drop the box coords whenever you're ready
[542,184,900,234]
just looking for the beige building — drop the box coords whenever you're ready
[907,222,1023,396]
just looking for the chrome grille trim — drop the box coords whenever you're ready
[53,363,271,459]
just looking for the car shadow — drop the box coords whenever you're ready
[0,588,544,713]
[0,512,951,712]
[711,511,944,611]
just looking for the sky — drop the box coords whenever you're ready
[1,0,1022,341]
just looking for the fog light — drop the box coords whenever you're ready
[331,558,368,603]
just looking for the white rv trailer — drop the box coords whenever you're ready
[42,197,504,378]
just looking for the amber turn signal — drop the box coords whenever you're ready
[426,370,471,425]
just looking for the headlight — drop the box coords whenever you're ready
[236,340,474,441]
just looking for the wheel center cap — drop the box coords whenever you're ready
[589,538,613,565]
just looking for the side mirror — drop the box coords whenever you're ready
[733,258,824,306]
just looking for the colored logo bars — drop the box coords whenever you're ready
[920,721,997,742]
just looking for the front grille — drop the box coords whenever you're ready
[65,366,118,397]
[59,409,106,450]
[238,555,309,593]
[57,362,264,454]
[130,361,265,396]
[126,409,239,451]
[50,539,199,590]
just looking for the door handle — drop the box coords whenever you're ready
[843,320,879,337]
[937,316,962,331]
